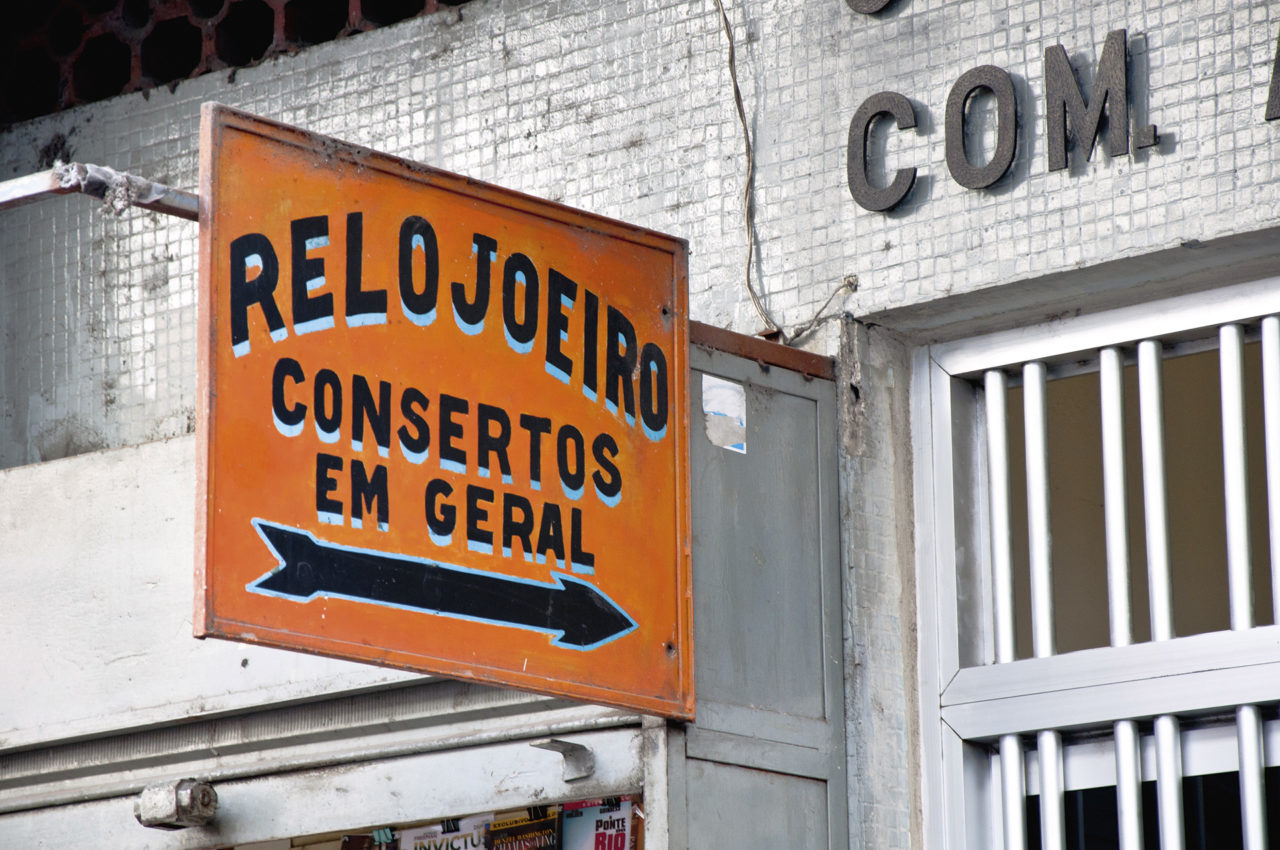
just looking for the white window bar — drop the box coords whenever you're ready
[1023,361,1055,660]
[984,369,1027,850]
[1264,312,1280,850]
[1220,323,1269,850]
[924,284,1280,850]
[1024,361,1066,850]
[1099,345,1145,850]
[1137,339,1186,850]
[1264,316,1280,623]
[1239,703,1267,850]
[999,734,1027,850]
[1221,323,1255,632]
[985,369,1017,666]
[1114,719,1144,850]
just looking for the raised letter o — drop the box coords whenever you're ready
[944,65,1018,190]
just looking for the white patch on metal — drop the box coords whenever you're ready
[701,374,746,454]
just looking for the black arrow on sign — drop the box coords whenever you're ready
[246,520,636,650]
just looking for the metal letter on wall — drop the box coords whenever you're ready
[1045,29,1157,171]
[195,104,694,719]
[1267,27,1280,121]
[847,91,918,212]
[845,0,894,14]
[945,65,1018,190]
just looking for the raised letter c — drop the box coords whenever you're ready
[847,91,918,212]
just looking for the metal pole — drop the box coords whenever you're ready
[1099,347,1134,647]
[1114,718,1145,850]
[1022,361,1066,850]
[1238,703,1267,850]
[1220,324,1254,631]
[986,369,1017,665]
[1220,323,1268,850]
[1000,734,1027,850]
[1263,316,1280,622]
[987,369,1027,850]
[1023,361,1055,658]
[1037,729,1067,850]
[1100,346,1145,850]
[1138,340,1174,643]
[1138,339,1185,850]
[0,163,198,221]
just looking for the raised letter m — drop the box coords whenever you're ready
[1045,29,1156,171]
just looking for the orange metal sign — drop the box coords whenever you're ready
[195,104,693,719]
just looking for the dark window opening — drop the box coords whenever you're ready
[0,0,477,128]
[215,0,275,66]
[361,0,427,26]
[284,0,350,46]
[142,19,205,84]
[73,35,132,104]
[1026,769,1280,850]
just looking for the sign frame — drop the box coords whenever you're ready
[195,103,693,719]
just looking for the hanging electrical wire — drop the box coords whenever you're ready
[712,0,857,346]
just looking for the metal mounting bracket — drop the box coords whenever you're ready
[529,738,595,782]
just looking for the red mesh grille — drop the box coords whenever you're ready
[1,0,472,126]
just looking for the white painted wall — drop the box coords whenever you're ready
[0,436,424,750]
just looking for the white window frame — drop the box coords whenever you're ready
[913,276,1280,850]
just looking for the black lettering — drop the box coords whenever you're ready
[570,507,595,570]
[425,478,455,539]
[351,460,389,529]
[605,306,637,424]
[477,403,513,480]
[535,503,566,567]
[502,492,535,558]
[519,414,552,489]
[544,269,576,384]
[945,65,1018,190]
[439,394,469,472]
[271,357,307,435]
[452,233,495,332]
[315,453,343,520]
[291,215,334,333]
[466,484,495,551]
[345,212,387,325]
[557,424,585,498]
[847,91,917,212]
[639,342,668,439]
[313,369,343,440]
[352,374,392,455]
[397,388,431,460]
[591,433,622,504]
[398,215,440,323]
[582,289,600,400]
[229,232,284,354]
[502,252,539,353]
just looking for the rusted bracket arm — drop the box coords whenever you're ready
[0,162,198,221]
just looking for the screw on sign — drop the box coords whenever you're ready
[195,104,694,719]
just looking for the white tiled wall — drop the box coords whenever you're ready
[4,0,1278,465]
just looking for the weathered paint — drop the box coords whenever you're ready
[196,105,694,719]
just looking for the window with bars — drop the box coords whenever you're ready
[915,278,1280,850]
